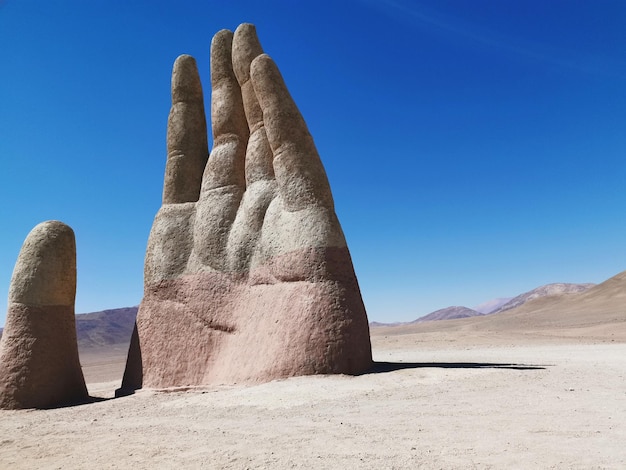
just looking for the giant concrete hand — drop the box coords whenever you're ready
[0,221,88,409]
[120,24,371,390]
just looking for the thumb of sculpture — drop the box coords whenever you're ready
[0,221,89,409]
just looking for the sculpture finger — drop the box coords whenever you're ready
[163,55,209,204]
[191,30,249,271]
[0,221,88,409]
[201,29,248,193]
[232,23,274,184]
[250,54,334,211]
[7,221,76,306]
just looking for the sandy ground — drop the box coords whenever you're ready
[0,327,624,470]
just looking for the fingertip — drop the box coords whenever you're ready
[234,23,259,47]
[250,53,290,114]
[172,54,203,103]
[174,53,195,66]
[250,53,274,80]
[214,28,233,39]
[211,30,234,56]
[210,29,235,86]
[8,221,76,306]
[232,23,264,85]
[235,22,256,32]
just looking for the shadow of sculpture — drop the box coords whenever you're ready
[364,361,547,374]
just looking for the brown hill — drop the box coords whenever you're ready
[75,307,137,349]
[372,282,594,327]
[0,307,137,348]
[489,282,594,314]
[374,270,626,344]
[413,306,481,322]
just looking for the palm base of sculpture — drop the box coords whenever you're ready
[119,246,372,391]
[0,303,89,409]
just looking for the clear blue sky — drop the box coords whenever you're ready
[1,0,625,325]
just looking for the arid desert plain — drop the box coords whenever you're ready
[1,275,625,469]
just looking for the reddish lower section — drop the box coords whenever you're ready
[119,246,372,390]
[0,304,89,409]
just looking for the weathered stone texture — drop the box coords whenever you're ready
[119,24,371,393]
[0,221,88,409]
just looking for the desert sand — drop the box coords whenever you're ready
[1,315,624,469]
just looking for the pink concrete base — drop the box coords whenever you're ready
[119,247,371,391]
[0,304,89,409]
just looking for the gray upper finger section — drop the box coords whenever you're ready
[232,24,264,132]
[8,221,76,306]
[203,29,248,191]
[164,55,209,204]
[250,54,334,211]
[232,23,274,185]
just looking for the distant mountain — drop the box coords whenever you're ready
[490,283,594,315]
[0,306,137,348]
[413,306,481,323]
[464,272,626,338]
[371,270,626,343]
[473,297,513,314]
[75,306,138,349]
[406,282,595,324]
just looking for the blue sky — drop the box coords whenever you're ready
[1,0,625,325]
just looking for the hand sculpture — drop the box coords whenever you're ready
[0,221,88,409]
[120,24,371,391]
